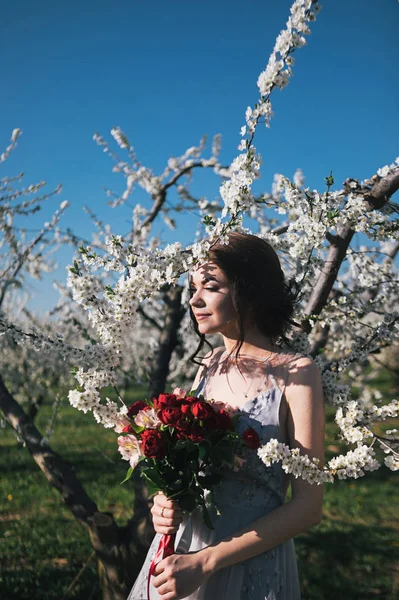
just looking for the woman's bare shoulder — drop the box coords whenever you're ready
[270,352,320,391]
[205,345,225,359]
[272,351,316,370]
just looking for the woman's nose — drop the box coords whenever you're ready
[189,290,204,307]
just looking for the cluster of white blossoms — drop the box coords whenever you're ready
[0,145,69,289]
[335,398,399,445]
[247,0,320,132]
[258,440,381,484]
[0,310,77,430]
[220,148,261,218]
[0,128,21,163]
[375,156,399,179]
[339,193,390,236]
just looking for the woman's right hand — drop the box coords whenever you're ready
[151,492,184,535]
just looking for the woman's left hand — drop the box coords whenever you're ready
[152,551,210,599]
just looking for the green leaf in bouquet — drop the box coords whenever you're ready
[120,466,134,485]
[198,442,210,461]
[130,421,145,434]
[174,439,197,453]
[143,479,162,497]
[166,478,183,492]
[201,503,215,530]
[140,467,165,495]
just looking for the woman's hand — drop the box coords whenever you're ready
[151,492,184,535]
[152,551,211,599]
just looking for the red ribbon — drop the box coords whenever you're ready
[147,533,176,600]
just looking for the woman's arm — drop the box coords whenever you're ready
[200,356,325,575]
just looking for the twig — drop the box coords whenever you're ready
[61,550,96,600]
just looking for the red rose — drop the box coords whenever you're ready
[175,417,192,439]
[184,396,198,403]
[180,403,193,417]
[153,393,179,409]
[242,427,260,450]
[215,409,234,431]
[158,406,181,426]
[191,401,215,421]
[141,429,165,459]
[122,424,134,433]
[127,401,147,419]
[186,426,205,443]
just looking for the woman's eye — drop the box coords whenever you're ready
[189,286,218,295]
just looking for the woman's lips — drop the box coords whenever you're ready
[196,314,210,320]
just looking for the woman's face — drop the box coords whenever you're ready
[189,262,237,335]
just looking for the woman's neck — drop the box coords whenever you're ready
[221,331,276,359]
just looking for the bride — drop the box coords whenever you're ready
[128,232,325,600]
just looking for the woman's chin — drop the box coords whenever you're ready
[197,321,218,334]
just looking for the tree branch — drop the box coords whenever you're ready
[137,304,162,332]
[0,373,99,525]
[142,160,229,229]
[302,167,399,331]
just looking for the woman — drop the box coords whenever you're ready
[128,232,325,600]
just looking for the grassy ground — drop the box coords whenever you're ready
[0,386,398,600]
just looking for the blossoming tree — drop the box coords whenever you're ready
[1,0,398,597]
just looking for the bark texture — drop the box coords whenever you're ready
[303,168,399,332]
[148,284,185,399]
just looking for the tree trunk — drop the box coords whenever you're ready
[0,374,154,599]
[149,285,185,399]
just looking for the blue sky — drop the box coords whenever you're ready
[1,0,398,313]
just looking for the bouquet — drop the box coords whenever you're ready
[115,387,260,599]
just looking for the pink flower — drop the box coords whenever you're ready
[172,387,187,399]
[212,400,236,416]
[117,435,142,468]
[114,416,132,433]
[135,407,161,429]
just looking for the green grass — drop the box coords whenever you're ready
[0,393,398,600]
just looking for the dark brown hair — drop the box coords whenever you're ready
[188,232,299,365]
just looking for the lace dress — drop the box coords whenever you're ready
[128,373,301,600]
